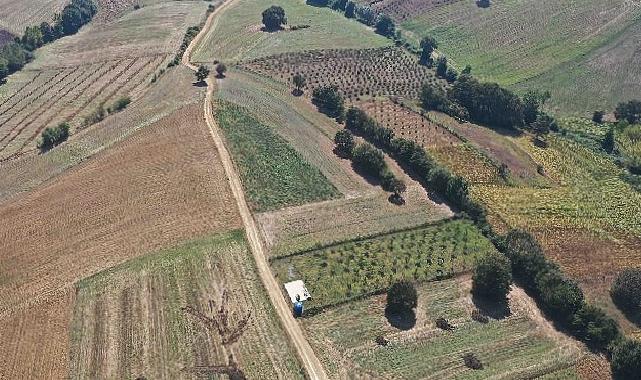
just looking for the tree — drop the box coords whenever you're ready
[570,304,619,350]
[592,110,605,124]
[38,122,70,152]
[445,67,458,83]
[39,22,56,43]
[602,126,616,153]
[351,142,385,176]
[610,268,641,314]
[461,65,472,75]
[386,280,417,314]
[610,339,641,380]
[472,252,512,302]
[332,0,348,11]
[262,6,287,31]
[215,63,227,78]
[375,14,395,37]
[435,56,448,78]
[530,113,557,136]
[420,83,449,113]
[504,229,548,292]
[292,73,306,94]
[419,36,438,66]
[345,1,356,18]
[196,65,210,82]
[615,100,641,124]
[536,270,584,322]
[312,85,344,119]
[334,129,355,157]
[21,26,43,51]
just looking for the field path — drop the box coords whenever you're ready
[183,3,328,379]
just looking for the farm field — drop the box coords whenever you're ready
[302,276,584,379]
[0,0,207,162]
[217,69,369,196]
[272,219,497,310]
[70,231,303,379]
[216,100,340,212]
[470,133,641,331]
[399,0,641,115]
[0,103,241,377]
[191,0,389,63]
[259,185,453,257]
[241,46,444,102]
[0,0,66,35]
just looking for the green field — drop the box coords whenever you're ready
[272,219,497,309]
[303,277,581,379]
[192,0,390,62]
[70,230,303,379]
[217,101,339,212]
[399,0,641,115]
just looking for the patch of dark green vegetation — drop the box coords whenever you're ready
[217,101,339,212]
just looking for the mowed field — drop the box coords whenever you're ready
[0,0,66,35]
[70,231,303,379]
[0,103,242,378]
[398,0,641,115]
[191,0,390,62]
[0,0,207,162]
[303,276,584,379]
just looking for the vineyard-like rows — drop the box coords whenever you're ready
[272,220,496,309]
[240,47,443,102]
[356,99,461,148]
[356,0,458,22]
[0,54,166,161]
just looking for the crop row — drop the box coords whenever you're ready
[240,47,443,102]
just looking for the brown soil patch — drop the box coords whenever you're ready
[0,102,241,375]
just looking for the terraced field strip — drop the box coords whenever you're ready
[0,0,67,35]
[240,46,444,102]
[272,219,497,310]
[303,276,583,379]
[69,231,303,379]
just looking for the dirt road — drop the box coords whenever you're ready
[182,3,328,379]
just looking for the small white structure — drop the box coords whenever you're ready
[284,280,311,304]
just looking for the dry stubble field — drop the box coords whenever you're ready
[0,103,242,378]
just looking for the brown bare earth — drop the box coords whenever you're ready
[0,103,241,378]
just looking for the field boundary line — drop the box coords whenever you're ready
[183,2,328,378]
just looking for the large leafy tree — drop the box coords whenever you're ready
[472,252,512,302]
[386,281,417,314]
[262,6,287,31]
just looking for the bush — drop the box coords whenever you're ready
[110,96,131,112]
[472,252,512,302]
[592,110,605,124]
[536,269,584,322]
[38,122,70,152]
[375,14,395,37]
[610,339,641,380]
[334,129,355,158]
[610,268,641,314]
[463,353,483,370]
[570,304,619,350]
[312,86,344,119]
[419,36,438,66]
[216,62,227,78]
[351,143,385,176]
[614,100,641,124]
[196,65,210,82]
[435,317,454,331]
[471,309,489,323]
[386,280,417,314]
[504,229,548,292]
[262,6,287,31]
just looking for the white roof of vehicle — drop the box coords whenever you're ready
[284,280,311,304]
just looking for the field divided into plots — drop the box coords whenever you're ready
[70,231,303,379]
[241,47,444,102]
[0,54,166,160]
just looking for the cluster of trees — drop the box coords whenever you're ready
[38,122,70,152]
[262,5,287,31]
[309,0,399,40]
[170,25,200,66]
[312,85,345,120]
[334,127,406,198]
[1,0,97,83]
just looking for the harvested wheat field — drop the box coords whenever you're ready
[0,103,241,378]
[0,0,67,35]
[70,231,303,379]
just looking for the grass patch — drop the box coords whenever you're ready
[217,100,339,212]
[272,219,497,309]
[192,0,390,62]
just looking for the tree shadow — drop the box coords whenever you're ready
[291,88,303,97]
[260,26,284,33]
[350,163,383,187]
[385,307,416,330]
[305,0,329,8]
[193,81,207,87]
[472,294,510,320]
[613,299,641,328]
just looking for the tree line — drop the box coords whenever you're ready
[0,0,97,83]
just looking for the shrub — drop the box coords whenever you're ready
[419,36,438,66]
[471,309,489,323]
[463,353,483,370]
[610,268,641,314]
[216,63,227,78]
[110,96,131,112]
[435,317,454,331]
[196,65,210,82]
[435,56,447,78]
[375,335,389,346]
[351,143,385,176]
[38,122,70,152]
[570,304,619,350]
[536,269,584,323]
[592,110,605,124]
[262,6,287,31]
[504,229,548,292]
[614,100,641,124]
[312,85,344,119]
[386,280,417,313]
[610,339,641,380]
[472,252,512,302]
[334,129,355,158]
[375,14,395,37]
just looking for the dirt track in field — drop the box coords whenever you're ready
[184,3,328,377]
[0,102,241,378]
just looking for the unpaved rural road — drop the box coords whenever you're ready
[183,3,328,379]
